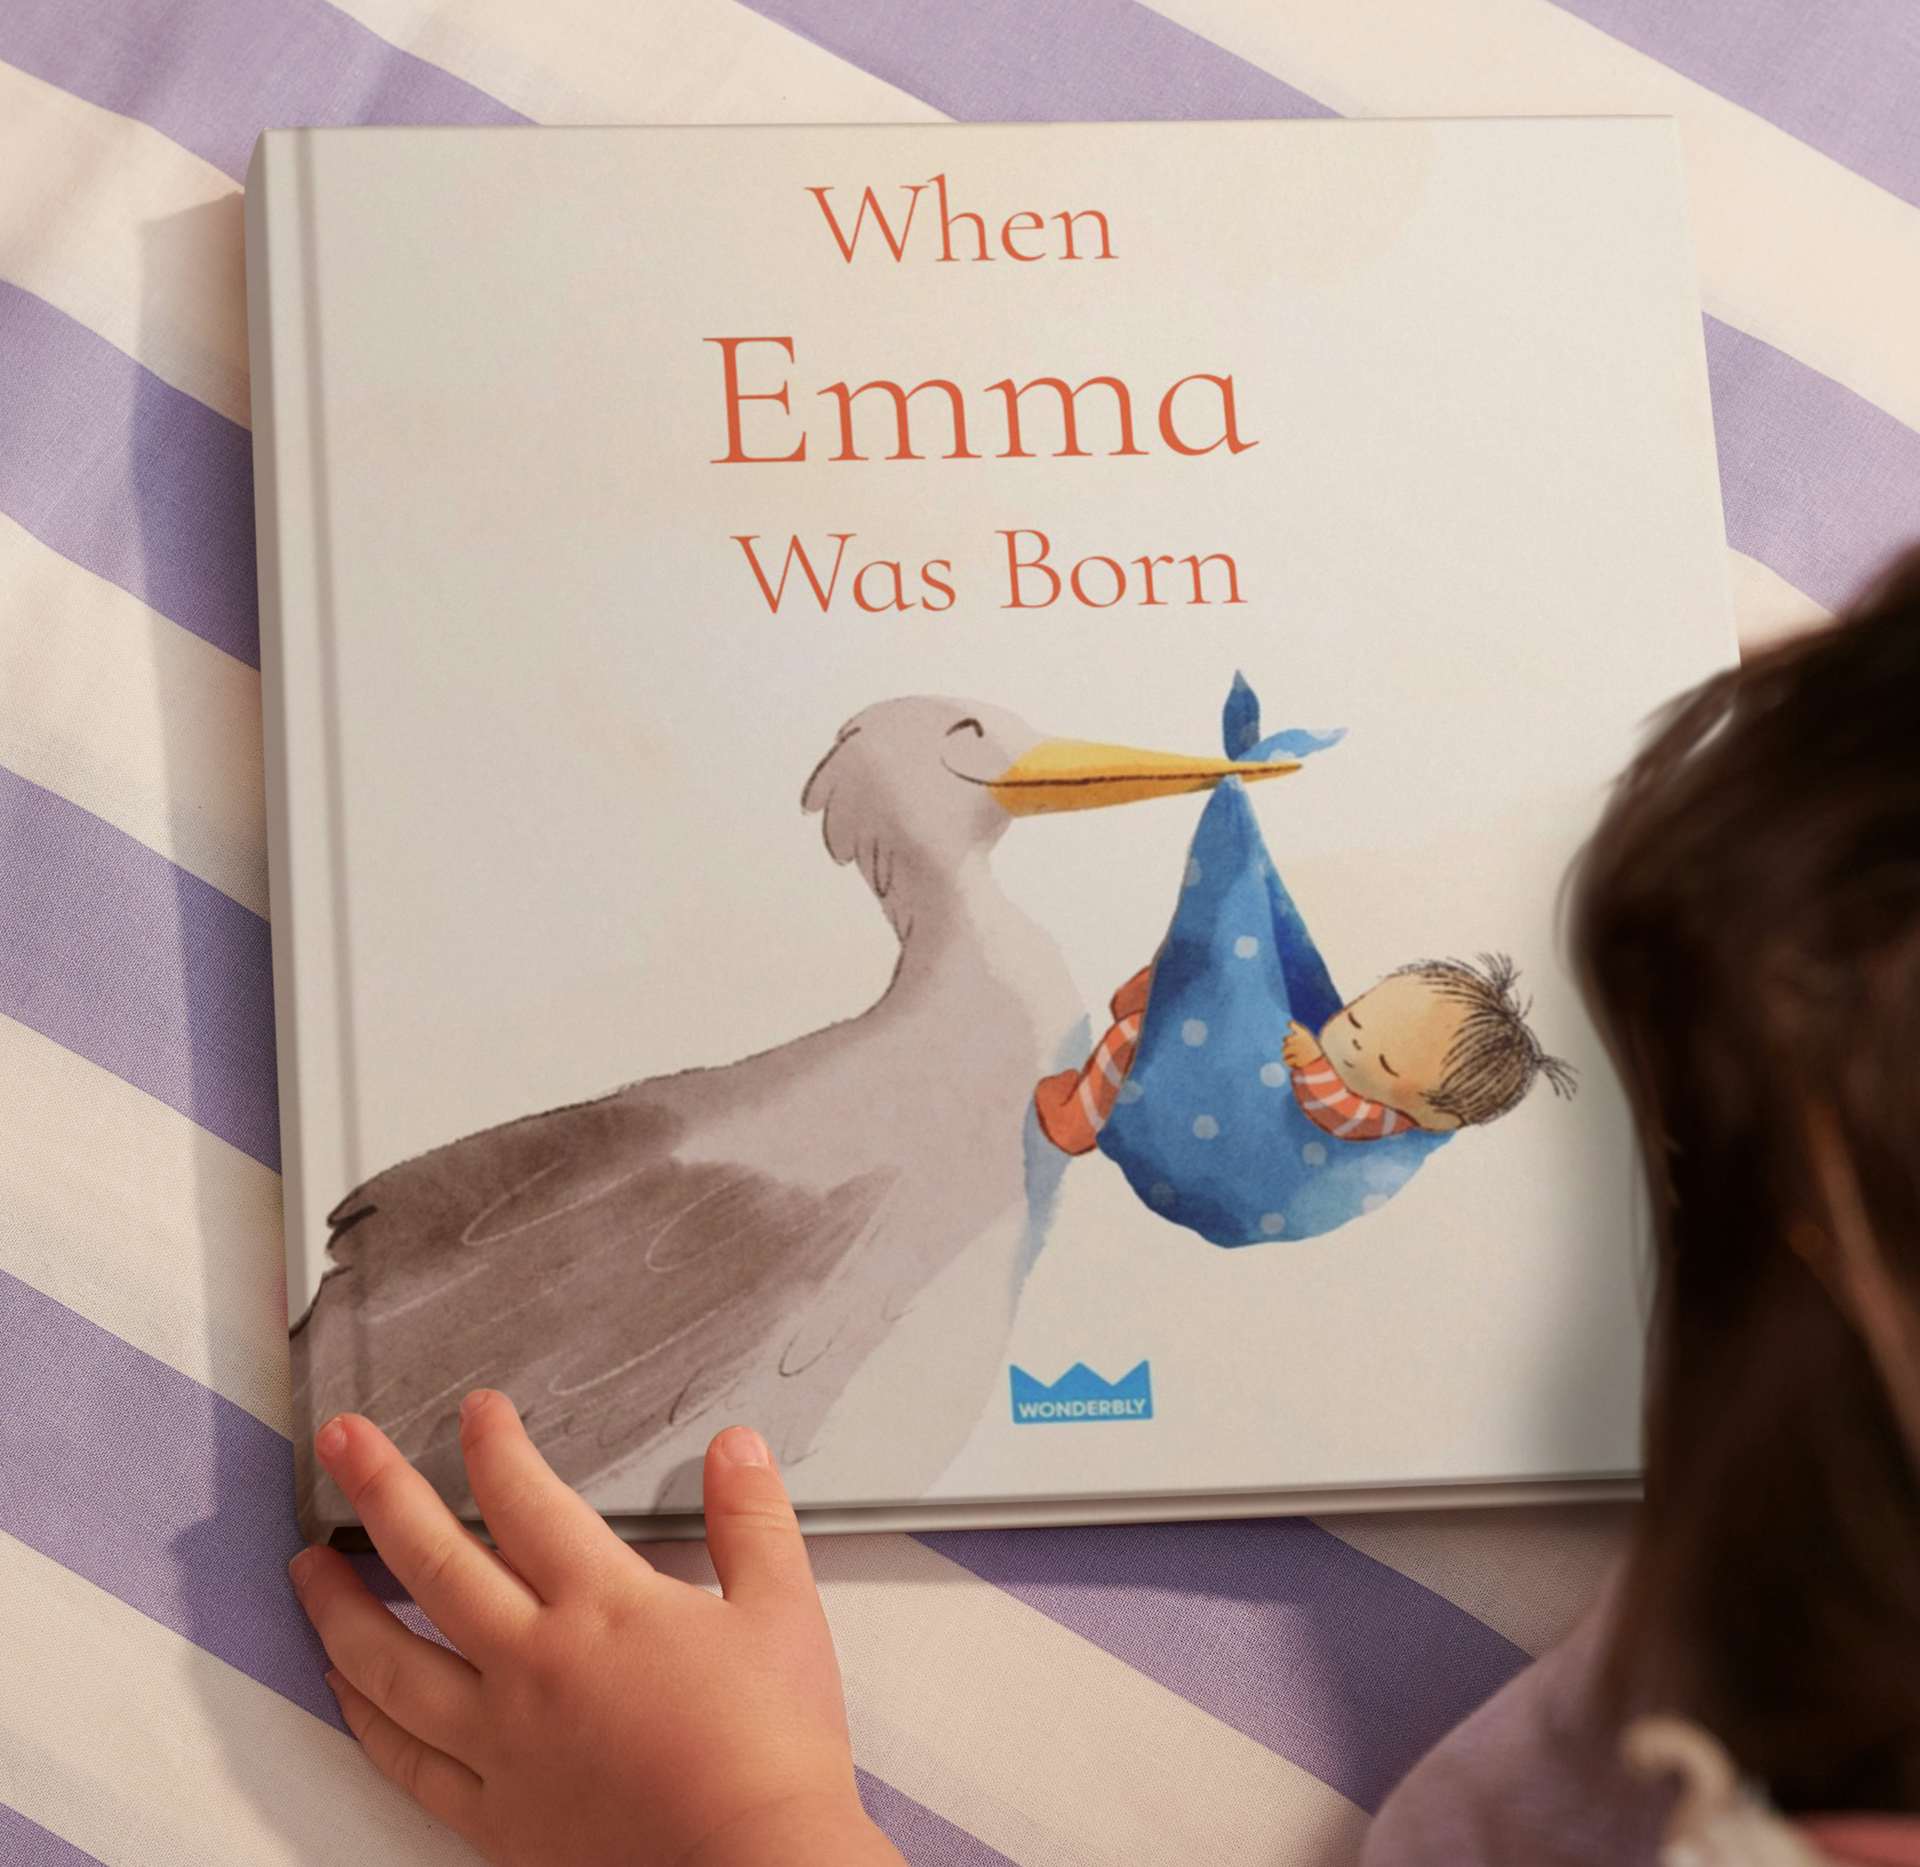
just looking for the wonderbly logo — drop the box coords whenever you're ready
[1009,1361,1153,1424]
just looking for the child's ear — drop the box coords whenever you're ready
[1417,1101,1464,1132]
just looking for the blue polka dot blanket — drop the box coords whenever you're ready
[1097,676,1452,1247]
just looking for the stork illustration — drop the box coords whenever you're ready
[291,698,1297,1524]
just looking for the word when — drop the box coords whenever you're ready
[807,173,1115,265]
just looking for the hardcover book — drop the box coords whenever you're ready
[245,119,1735,1539]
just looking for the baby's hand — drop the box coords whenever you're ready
[290,1396,902,1867]
[1281,1020,1322,1070]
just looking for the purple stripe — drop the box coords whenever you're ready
[856,1771,1018,1867]
[0,282,259,668]
[920,1520,1527,1813]
[0,1268,335,1722]
[0,1807,104,1867]
[1550,0,1920,210]
[748,0,1920,612]
[350,1548,457,1651]
[0,0,522,182]
[1706,314,1920,612]
[0,1273,448,1720]
[743,0,1333,121]
[0,764,279,1170]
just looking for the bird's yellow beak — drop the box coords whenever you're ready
[990,738,1301,816]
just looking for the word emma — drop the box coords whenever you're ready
[706,338,1255,464]
[806,174,1114,264]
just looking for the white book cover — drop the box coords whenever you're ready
[245,119,1734,1538]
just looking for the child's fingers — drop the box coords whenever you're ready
[291,1544,484,1763]
[458,1389,638,1600]
[315,1412,538,1658]
[326,1670,484,1836]
[702,1426,818,1612]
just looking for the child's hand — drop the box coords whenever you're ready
[289,1395,902,1867]
[1281,1020,1322,1070]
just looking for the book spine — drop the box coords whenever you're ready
[245,133,343,1381]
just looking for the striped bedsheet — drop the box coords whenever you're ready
[1,2,1909,1862]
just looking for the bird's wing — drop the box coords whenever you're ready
[291,1088,893,1532]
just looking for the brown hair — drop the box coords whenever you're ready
[1395,953,1577,1124]
[1570,544,1920,1812]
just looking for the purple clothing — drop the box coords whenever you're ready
[1361,1605,1671,1867]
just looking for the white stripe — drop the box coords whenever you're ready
[0,514,268,917]
[0,1533,473,1867]
[325,0,945,127]
[0,1017,288,1432]
[0,61,247,426]
[1332,1108,1367,1136]
[1150,0,1920,437]
[1727,548,1831,653]
[1095,1032,1132,1085]
[1322,1502,1631,1657]
[1076,1073,1106,1130]
[645,1533,1372,1866]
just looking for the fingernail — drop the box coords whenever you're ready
[288,1547,316,1589]
[459,1388,492,1422]
[315,1416,347,1460]
[323,1668,343,1695]
[716,1425,769,1467]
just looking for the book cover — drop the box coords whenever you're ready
[245,119,1735,1537]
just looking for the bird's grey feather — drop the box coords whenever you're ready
[293,1087,894,1530]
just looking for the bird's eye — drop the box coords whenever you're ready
[1378,1054,1399,1078]
[946,717,985,738]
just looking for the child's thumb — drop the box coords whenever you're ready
[702,1426,817,1610]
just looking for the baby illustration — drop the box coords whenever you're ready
[1036,952,1575,1156]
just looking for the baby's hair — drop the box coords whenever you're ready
[1392,953,1577,1126]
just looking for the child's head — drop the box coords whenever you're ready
[1574,544,1920,1809]
[1320,955,1575,1131]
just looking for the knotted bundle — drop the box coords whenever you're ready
[1098,676,1451,1246]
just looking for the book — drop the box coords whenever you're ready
[246,118,1735,1540]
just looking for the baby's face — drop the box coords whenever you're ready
[1318,974,1469,1130]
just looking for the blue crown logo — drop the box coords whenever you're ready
[1009,1360,1153,1424]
